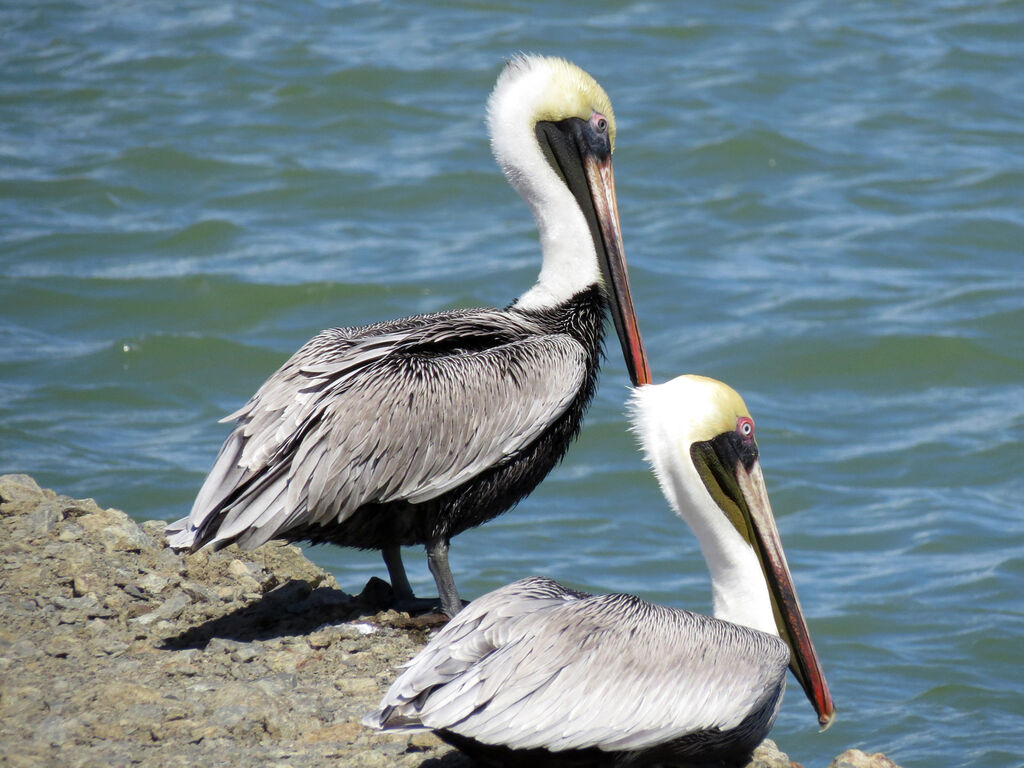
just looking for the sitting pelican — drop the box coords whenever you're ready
[166,55,651,617]
[365,375,835,766]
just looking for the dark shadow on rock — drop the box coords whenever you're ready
[416,751,480,768]
[160,579,385,649]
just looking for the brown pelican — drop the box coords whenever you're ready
[165,55,651,617]
[365,375,835,767]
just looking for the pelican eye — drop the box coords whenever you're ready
[592,113,608,134]
[737,416,754,439]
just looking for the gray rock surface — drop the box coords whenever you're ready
[827,750,903,768]
[0,474,901,767]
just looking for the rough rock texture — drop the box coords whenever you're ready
[0,475,901,767]
[827,751,903,768]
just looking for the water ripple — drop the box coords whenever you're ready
[2,3,1022,766]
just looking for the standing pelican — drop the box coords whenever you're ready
[366,375,835,767]
[166,55,651,617]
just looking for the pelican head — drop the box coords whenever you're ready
[488,54,650,386]
[631,375,836,729]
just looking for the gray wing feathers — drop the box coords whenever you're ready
[169,312,587,550]
[367,577,790,754]
[278,333,586,526]
[165,431,249,548]
[366,577,584,729]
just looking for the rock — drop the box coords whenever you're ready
[141,519,169,540]
[333,676,378,696]
[34,714,71,746]
[829,749,903,768]
[24,499,64,536]
[750,739,801,767]
[307,627,337,649]
[231,644,261,663]
[0,475,904,768]
[129,590,192,626]
[0,474,46,516]
[227,558,254,580]
[43,635,84,658]
[179,579,217,603]
[57,522,85,542]
[102,518,153,552]
[138,572,170,594]
[264,649,300,674]
[304,720,364,743]
[408,731,443,750]
[73,570,106,597]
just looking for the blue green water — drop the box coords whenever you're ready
[2,2,1022,766]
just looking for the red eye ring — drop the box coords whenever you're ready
[737,416,754,439]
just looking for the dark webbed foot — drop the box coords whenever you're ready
[378,543,465,618]
[392,596,448,615]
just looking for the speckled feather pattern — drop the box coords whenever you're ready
[166,288,606,551]
[368,576,789,767]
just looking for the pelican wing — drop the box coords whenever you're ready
[168,310,588,550]
[367,577,790,753]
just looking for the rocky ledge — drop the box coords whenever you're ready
[0,474,900,768]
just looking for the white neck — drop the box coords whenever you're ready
[631,383,778,636]
[487,64,600,311]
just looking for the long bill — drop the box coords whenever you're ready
[535,117,652,387]
[736,461,837,729]
[581,154,651,386]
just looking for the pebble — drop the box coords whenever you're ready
[138,572,170,593]
[130,591,192,626]
[58,523,85,542]
[829,750,904,768]
[333,677,378,696]
[0,473,903,768]
[24,500,63,536]
[73,571,106,597]
[0,474,47,513]
[232,645,261,663]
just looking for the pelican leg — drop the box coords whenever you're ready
[380,544,451,616]
[427,537,463,617]
[381,545,415,602]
